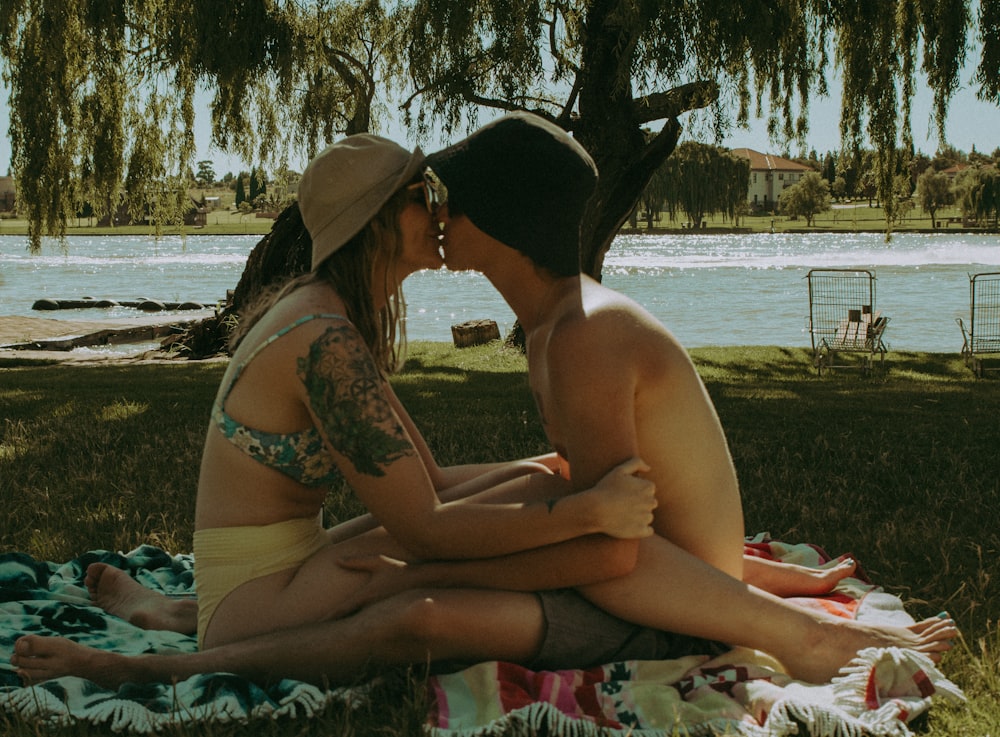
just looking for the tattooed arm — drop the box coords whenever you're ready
[330,380,575,543]
[297,322,657,561]
[381,380,561,498]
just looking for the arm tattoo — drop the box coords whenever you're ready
[297,324,414,477]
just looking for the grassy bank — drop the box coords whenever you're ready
[625,202,996,235]
[1,201,995,239]
[0,209,277,238]
[1,343,998,735]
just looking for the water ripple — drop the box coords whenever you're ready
[3,232,998,351]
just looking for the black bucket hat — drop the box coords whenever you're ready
[426,112,597,276]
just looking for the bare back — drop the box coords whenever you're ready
[526,276,745,576]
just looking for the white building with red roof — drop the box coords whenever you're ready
[730,148,814,210]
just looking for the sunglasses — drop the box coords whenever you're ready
[421,167,448,214]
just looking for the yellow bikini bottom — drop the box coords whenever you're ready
[193,514,328,648]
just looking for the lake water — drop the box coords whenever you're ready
[2,231,999,352]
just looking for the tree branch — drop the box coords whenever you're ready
[639,118,682,171]
[321,42,375,96]
[557,75,582,129]
[320,41,378,132]
[631,80,719,124]
[544,2,580,77]
[401,62,567,124]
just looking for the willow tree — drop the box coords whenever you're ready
[403,0,992,270]
[0,0,406,252]
[955,165,1000,225]
[653,142,750,228]
[1,1,995,283]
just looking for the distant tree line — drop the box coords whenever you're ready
[641,141,1000,229]
[805,144,1000,227]
[639,142,750,228]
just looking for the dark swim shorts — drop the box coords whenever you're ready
[529,588,726,671]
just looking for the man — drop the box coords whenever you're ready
[422,112,954,684]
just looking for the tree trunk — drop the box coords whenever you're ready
[577,122,682,279]
[574,0,682,279]
[176,202,312,358]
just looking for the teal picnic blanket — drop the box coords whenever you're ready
[0,546,350,732]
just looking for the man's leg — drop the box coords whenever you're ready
[12,588,545,688]
[577,534,956,684]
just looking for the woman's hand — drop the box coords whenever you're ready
[582,457,657,539]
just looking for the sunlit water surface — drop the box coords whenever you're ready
[3,232,999,352]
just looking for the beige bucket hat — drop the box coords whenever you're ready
[298,134,426,270]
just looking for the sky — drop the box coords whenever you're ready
[2,72,1000,177]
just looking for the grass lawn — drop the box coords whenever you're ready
[0,201,994,239]
[626,202,994,235]
[1,343,998,735]
[0,207,277,238]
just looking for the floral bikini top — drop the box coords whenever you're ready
[211,314,346,488]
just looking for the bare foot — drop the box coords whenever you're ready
[12,635,135,688]
[86,563,197,635]
[785,614,958,683]
[748,556,859,598]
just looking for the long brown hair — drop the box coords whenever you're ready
[231,186,413,374]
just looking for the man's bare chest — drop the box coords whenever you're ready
[528,364,569,459]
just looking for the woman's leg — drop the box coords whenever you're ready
[13,588,544,688]
[85,564,198,634]
[200,541,373,649]
[743,555,857,597]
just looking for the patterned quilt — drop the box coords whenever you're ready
[0,540,965,735]
[427,538,966,737]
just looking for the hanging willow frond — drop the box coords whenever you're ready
[0,0,988,255]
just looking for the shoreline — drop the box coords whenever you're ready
[0,315,969,364]
[1,226,995,239]
[0,314,218,364]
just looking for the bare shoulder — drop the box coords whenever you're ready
[244,286,350,344]
[547,280,680,372]
[229,286,357,385]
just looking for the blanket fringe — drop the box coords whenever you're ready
[833,647,965,706]
[830,647,964,736]
[766,700,886,737]
[2,677,360,733]
[2,683,74,728]
[429,701,766,737]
